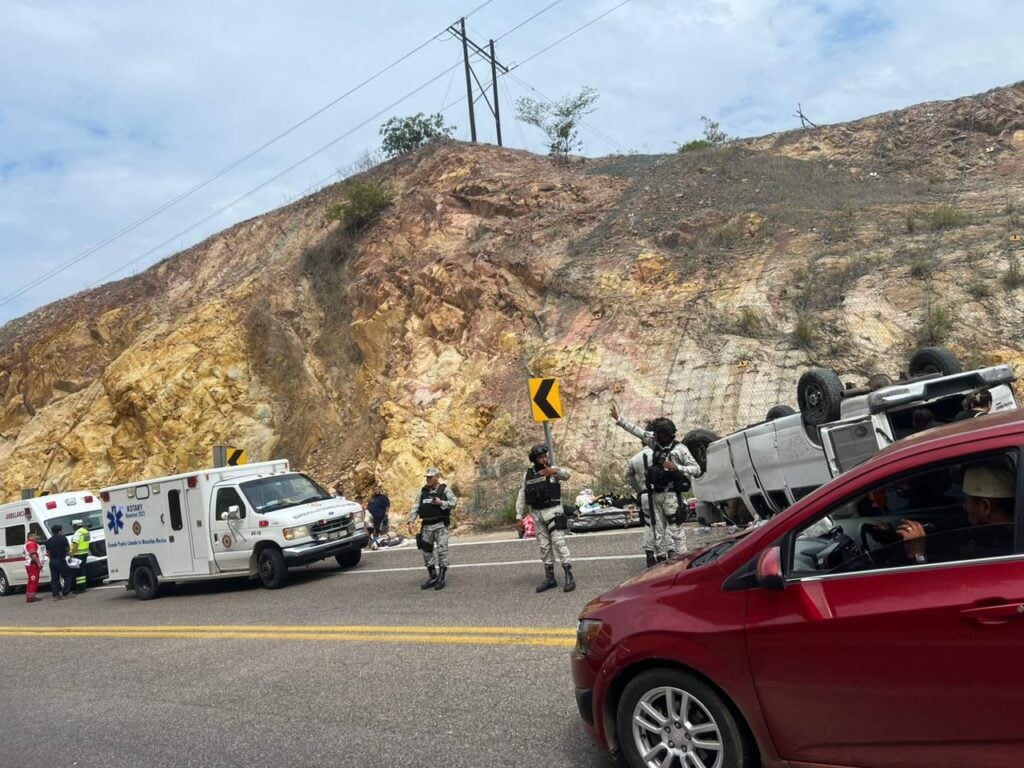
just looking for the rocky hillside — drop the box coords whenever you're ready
[2,82,1023,517]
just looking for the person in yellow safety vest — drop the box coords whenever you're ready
[69,519,90,593]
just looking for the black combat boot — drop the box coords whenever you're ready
[434,566,447,591]
[645,550,656,568]
[535,564,557,593]
[420,565,438,589]
[656,554,667,563]
[562,564,576,593]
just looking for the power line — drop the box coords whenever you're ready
[70,0,628,293]
[512,0,631,70]
[0,0,499,311]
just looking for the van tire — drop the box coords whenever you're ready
[335,549,362,569]
[797,368,843,426]
[765,404,796,420]
[257,548,288,589]
[682,429,720,474]
[132,565,159,600]
[0,568,10,596]
[616,667,756,768]
[909,346,962,377]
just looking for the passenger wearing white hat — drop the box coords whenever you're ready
[897,462,1015,563]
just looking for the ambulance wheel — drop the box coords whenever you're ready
[257,548,288,589]
[335,549,361,569]
[0,568,10,596]
[132,565,159,600]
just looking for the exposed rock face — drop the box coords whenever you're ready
[2,82,1023,516]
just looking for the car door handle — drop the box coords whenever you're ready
[960,603,1024,625]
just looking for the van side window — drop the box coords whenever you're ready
[215,488,246,520]
[168,490,183,531]
[5,524,26,547]
[29,523,46,540]
[790,450,1018,576]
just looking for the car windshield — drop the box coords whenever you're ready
[45,509,103,534]
[240,474,331,513]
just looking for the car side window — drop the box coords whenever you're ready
[789,450,1018,576]
[215,488,246,520]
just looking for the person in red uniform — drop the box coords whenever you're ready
[24,531,43,603]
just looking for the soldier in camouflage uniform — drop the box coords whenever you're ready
[516,445,576,593]
[625,445,664,567]
[612,406,701,562]
[407,467,458,591]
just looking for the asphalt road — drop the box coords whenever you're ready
[0,526,694,768]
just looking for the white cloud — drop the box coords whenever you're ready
[1,0,1022,324]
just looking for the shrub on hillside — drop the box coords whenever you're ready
[326,180,392,234]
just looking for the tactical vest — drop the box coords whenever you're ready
[418,484,450,525]
[73,527,91,555]
[524,467,562,510]
[644,442,688,493]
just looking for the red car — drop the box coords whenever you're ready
[572,409,1024,768]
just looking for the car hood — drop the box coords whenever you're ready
[271,498,362,523]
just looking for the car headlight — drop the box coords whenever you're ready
[282,525,311,541]
[576,619,604,657]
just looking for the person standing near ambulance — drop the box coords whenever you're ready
[516,445,576,593]
[44,524,74,599]
[24,531,43,603]
[69,518,90,593]
[407,468,458,591]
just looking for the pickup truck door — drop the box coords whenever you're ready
[820,416,881,477]
[208,486,251,572]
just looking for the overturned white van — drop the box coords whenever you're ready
[102,460,367,599]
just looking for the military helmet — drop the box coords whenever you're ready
[528,444,549,462]
[649,417,677,438]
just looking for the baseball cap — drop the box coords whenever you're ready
[424,467,441,478]
[963,465,1015,498]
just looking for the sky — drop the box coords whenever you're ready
[2,0,1022,325]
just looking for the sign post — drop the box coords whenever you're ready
[529,377,563,464]
[213,446,248,468]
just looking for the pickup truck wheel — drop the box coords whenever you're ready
[909,346,962,377]
[797,368,843,426]
[257,548,288,589]
[616,667,756,768]
[335,549,361,569]
[682,429,720,474]
[132,565,159,600]
[0,568,10,596]
[765,404,796,420]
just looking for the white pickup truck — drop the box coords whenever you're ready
[683,347,1017,524]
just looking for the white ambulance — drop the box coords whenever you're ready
[0,491,107,596]
[101,460,368,599]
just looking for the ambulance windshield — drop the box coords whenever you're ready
[241,473,331,513]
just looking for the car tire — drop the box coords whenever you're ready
[132,565,159,601]
[797,367,844,426]
[257,548,288,589]
[335,549,362,569]
[616,667,756,768]
[765,404,796,420]
[0,568,10,597]
[682,429,720,474]
[909,346,962,377]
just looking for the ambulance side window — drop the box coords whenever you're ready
[29,523,46,540]
[215,488,246,520]
[5,524,26,547]
[168,490,183,531]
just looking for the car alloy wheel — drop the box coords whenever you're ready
[629,685,724,768]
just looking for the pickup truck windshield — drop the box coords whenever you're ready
[240,474,331,513]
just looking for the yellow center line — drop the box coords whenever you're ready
[0,624,577,647]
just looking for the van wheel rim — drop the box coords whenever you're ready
[259,555,275,581]
[0,571,8,595]
[630,685,724,768]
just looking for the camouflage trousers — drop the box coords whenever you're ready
[642,492,687,558]
[533,505,571,566]
[420,522,450,569]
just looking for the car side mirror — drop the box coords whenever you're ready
[226,505,241,521]
[755,546,785,591]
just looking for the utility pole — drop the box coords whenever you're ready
[460,17,477,142]
[448,19,508,145]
